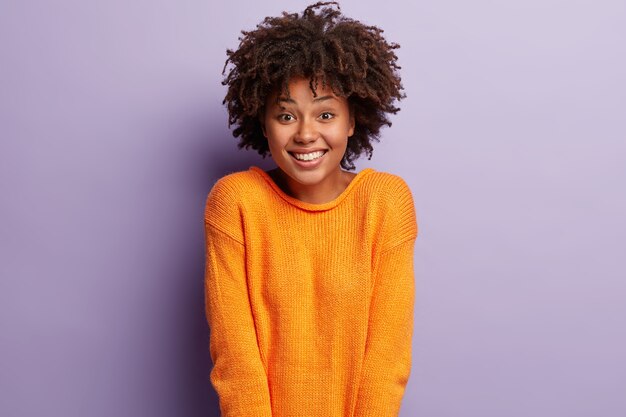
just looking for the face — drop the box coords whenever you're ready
[261,76,355,198]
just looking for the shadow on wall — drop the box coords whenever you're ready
[189,110,274,416]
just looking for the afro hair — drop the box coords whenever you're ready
[221,1,405,170]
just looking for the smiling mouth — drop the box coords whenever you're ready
[288,150,328,162]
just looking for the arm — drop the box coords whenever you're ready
[353,238,416,417]
[353,176,418,417]
[204,184,272,416]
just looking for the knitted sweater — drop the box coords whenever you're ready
[203,165,418,417]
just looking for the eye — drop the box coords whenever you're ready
[277,114,294,122]
[319,112,335,120]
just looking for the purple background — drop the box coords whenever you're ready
[1,1,625,416]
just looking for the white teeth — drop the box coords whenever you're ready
[292,150,326,161]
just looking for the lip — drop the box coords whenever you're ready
[288,148,329,154]
[288,149,328,169]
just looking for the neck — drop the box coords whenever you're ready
[274,168,350,205]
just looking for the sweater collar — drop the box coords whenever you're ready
[249,166,375,212]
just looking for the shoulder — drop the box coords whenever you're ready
[364,170,415,205]
[206,169,259,203]
[364,170,418,249]
[205,169,267,212]
[204,169,261,240]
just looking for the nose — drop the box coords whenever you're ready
[295,117,318,144]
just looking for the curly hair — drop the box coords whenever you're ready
[221,1,405,170]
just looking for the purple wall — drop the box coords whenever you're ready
[1,1,625,416]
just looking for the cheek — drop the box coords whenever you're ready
[264,125,290,148]
[330,124,352,144]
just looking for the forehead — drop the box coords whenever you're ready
[266,76,344,105]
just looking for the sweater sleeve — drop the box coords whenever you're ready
[353,177,418,417]
[204,180,273,417]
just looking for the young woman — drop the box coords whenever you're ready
[204,2,418,416]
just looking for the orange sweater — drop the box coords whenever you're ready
[204,166,418,417]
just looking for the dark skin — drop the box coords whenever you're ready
[266,167,357,201]
[259,81,357,204]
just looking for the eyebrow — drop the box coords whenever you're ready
[277,95,337,104]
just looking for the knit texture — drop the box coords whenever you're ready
[204,166,418,417]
